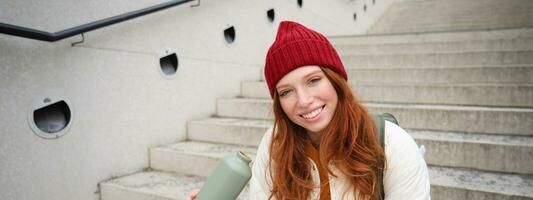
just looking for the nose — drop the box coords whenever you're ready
[296,88,313,107]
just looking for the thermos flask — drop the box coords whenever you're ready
[196,151,252,200]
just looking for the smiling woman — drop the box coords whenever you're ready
[248,21,431,200]
[186,20,430,200]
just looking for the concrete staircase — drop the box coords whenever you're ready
[99,0,533,199]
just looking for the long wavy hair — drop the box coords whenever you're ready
[267,67,386,200]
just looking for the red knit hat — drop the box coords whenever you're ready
[264,21,347,98]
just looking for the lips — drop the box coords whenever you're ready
[300,105,325,119]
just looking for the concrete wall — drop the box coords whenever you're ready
[0,0,393,200]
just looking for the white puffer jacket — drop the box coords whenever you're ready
[249,121,431,200]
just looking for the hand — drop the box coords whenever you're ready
[185,189,200,200]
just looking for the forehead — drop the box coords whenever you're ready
[276,65,322,87]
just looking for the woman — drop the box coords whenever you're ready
[189,21,430,200]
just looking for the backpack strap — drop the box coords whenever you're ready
[371,113,399,200]
[381,113,399,126]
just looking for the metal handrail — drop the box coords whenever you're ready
[0,0,194,42]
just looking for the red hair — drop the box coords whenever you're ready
[268,67,386,200]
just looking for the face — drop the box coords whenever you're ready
[275,66,338,136]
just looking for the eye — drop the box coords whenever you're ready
[308,77,321,85]
[278,89,292,97]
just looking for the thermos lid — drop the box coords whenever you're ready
[237,151,252,163]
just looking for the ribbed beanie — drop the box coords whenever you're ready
[264,21,347,98]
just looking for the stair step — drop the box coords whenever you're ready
[380,7,533,26]
[383,9,533,24]
[150,141,257,177]
[411,130,533,175]
[242,81,533,107]
[346,66,533,84]
[100,171,205,200]
[329,28,533,45]
[355,83,533,107]
[241,81,269,99]
[333,38,533,55]
[377,14,533,29]
[188,117,271,146]
[217,98,533,135]
[390,0,532,13]
[384,0,533,21]
[429,166,533,199]
[371,22,533,35]
[367,103,533,136]
[217,98,274,120]
[341,51,533,68]
[100,171,250,200]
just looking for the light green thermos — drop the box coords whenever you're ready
[196,151,252,200]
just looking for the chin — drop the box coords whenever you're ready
[300,123,327,134]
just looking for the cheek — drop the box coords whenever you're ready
[327,88,338,104]
[321,82,339,103]
[280,98,296,118]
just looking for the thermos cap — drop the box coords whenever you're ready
[238,151,252,163]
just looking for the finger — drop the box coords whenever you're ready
[192,189,200,196]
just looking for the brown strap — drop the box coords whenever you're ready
[305,142,331,200]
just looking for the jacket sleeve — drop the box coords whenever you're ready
[249,126,274,200]
[383,121,431,200]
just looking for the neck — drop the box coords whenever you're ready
[307,130,322,148]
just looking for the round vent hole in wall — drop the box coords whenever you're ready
[160,52,178,76]
[297,0,303,8]
[267,9,275,22]
[224,26,236,44]
[29,98,73,139]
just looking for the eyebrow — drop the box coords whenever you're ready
[276,69,323,90]
[304,69,323,79]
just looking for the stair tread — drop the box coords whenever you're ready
[365,102,533,112]
[333,39,533,56]
[429,166,533,197]
[101,171,205,200]
[328,27,533,44]
[409,129,533,146]
[220,98,533,112]
[190,117,272,128]
[102,170,253,200]
[340,50,533,57]
[154,141,257,159]
[333,38,533,48]
[346,64,533,69]
[370,24,533,35]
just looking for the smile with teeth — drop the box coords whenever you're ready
[301,106,324,119]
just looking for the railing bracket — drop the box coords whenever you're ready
[71,33,85,46]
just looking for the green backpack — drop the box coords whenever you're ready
[371,113,399,200]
